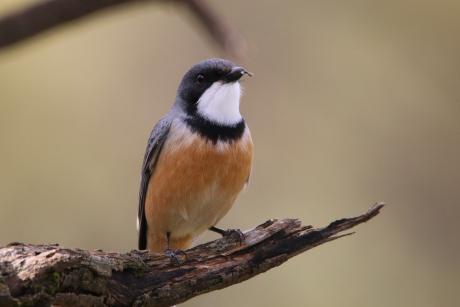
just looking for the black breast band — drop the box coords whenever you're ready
[184,114,246,143]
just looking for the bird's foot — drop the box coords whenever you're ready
[225,229,245,244]
[165,248,187,266]
[210,226,245,244]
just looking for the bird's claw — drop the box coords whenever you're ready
[223,229,245,244]
[165,248,187,265]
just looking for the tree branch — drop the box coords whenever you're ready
[0,203,384,307]
[0,0,245,58]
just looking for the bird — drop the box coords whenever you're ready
[137,58,253,255]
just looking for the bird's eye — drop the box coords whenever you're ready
[196,74,205,83]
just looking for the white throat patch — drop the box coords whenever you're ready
[196,82,242,125]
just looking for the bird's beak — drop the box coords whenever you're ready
[224,66,253,83]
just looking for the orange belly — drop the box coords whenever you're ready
[144,119,253,252]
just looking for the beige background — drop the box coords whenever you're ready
[1,1,459,306]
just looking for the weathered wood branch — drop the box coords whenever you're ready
[0,0,245,58]
[0,203,384,307]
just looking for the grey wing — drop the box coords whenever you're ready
[138,116,172,250]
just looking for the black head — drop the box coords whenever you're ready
[176,58,251,113]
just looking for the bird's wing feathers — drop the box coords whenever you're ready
[138,116,172,250]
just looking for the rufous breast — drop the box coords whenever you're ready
[145,118,253,251]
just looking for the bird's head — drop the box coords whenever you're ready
[175,58,251,126]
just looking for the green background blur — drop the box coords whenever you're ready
[1,1,459,306]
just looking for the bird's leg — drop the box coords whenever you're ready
[164,232,187,265]
[209,226,245,244]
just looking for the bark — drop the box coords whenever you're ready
[0,203,384,307]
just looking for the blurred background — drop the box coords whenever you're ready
[1,0,459,306]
